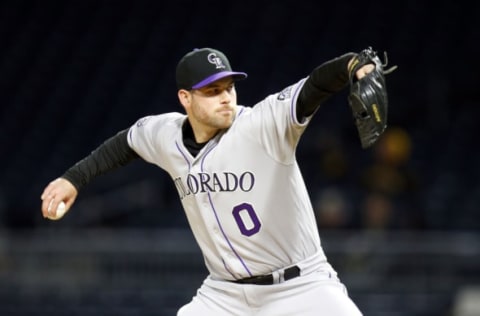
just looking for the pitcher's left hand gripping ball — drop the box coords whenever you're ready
[348,47,397,148]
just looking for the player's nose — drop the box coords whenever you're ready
[219,89,232,103]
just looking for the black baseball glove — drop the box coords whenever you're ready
[348,47,397,149]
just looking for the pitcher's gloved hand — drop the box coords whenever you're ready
[348,47,397,149]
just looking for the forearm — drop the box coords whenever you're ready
[297,52,356,119]
[62,129,140,191]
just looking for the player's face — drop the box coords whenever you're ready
[187,77,238,130]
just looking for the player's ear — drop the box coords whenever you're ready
[177,89,191,109]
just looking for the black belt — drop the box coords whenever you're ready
[233,265,300,285]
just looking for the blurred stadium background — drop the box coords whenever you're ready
[0,0,479,315]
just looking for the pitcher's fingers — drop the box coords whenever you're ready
[40,178,63,200]
[356,64,375,79]
[40,186,51,200]
[41,183,56,200]
[42,196,56,217]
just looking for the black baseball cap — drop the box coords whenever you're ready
[176,48,247,90]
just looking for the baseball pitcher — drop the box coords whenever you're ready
[41,47,395,315]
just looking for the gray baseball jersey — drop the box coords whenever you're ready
[127,78,327,281]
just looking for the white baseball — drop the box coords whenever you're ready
[47,200,67,220]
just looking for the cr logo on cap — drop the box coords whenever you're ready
[208,53,226,69]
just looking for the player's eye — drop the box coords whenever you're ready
[208,87,225,96]
[205,88,220,96]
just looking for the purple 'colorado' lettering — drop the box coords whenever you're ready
[175,171,255,199]
[239,172,254,191]
[199,173,214,192]
[224,172,238,190]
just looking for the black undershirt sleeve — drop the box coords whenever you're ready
[296,52,356,121]
[62,129,140,191]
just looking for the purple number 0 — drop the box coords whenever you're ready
[232,203,261,236]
